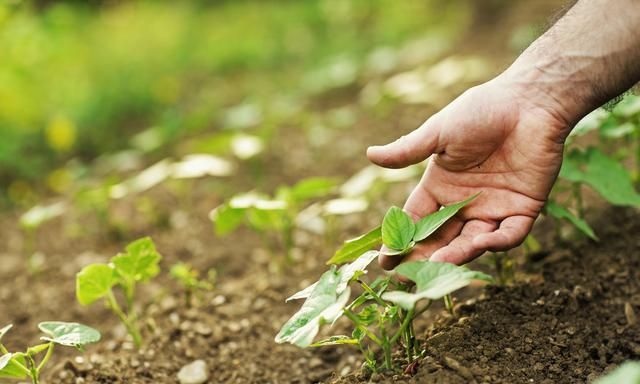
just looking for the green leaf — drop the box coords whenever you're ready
[289,177,337,201]
[327,226,382,265]
[76,264,117,305]
[276,267,351,347]
[310,335,359,347]
[112,237,162,283]
[0,354,28,379]
[288,251,379,302]
[210,204,246,236]
[560,148,640,206]
[545,201,598,241]
[413,193,479,242]
[382,261,493,310]
[594,361,640,384]
[0,324,12,341]
[381,206,415,251]
[38,322,101,348]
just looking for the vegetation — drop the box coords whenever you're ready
[76,237,161,347]
[0,322,100,384]
[276,196,491,372]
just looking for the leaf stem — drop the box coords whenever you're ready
[390,308,414,345]
[35,343,54,374]
[572,183,584,218]
[107,289,142,347]
[357,280,388,308]
[0,343,9,354]
[25,352,39,384]
[444,295,454,316]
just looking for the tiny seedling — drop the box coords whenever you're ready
[76,237,161,347]
[170,262,216,306]
[277,194,492,372]
[0,322,100,384]
[210,177,337,264]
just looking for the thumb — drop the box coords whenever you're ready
[367,116,443,169]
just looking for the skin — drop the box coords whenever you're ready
[368,0,640,270]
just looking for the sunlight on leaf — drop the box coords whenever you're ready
[19,202,66,230]
[382,261,492,310]
[594,361,640,384]
[327,226,382,265]
[38,322,101,348]
[381,207,415,251]
[171,154,234,178]
[310,335,359,347]
[76,264,117,305]
[413,193,479,242]
[276,267,350,347]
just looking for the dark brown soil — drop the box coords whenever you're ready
[332,207,640,384]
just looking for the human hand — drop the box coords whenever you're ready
[367,74,572,269]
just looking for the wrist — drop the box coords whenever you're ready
[497,57,596,129]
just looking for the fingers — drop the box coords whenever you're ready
[429,219,498,265]
[472,215,535,252]
[367,116,443,169]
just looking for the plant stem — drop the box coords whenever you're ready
[390,308,414,346]
[0,344,8,354]
[25,353,39,384]
[444,295,454,316]
[572,183,584,218]
[380,327,392,370]
[107,290,142,347]
[35,343,54,374]
[358,280,388,308]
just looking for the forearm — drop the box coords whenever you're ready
[502,0,640,128]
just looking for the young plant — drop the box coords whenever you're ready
[0,322,100,384]
[76,237,161,347]
[170,262,216,307]
[210,177,337,264]
[276,194,492,372]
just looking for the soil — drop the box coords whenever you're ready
[5,1,637,384]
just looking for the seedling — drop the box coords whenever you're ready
[76,237,161,347]
[0,322,100,384]
[210,177,337,264]
[170,263,216,307]
[276,194,492,372]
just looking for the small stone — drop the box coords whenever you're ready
[625,302,637,326]
[193,322,212,336]
[309,357,323,369]
[211,295,226,306]
[178,360,209,384]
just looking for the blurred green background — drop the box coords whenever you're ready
[0,0,545,208]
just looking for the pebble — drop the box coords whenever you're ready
[178,360,210,384]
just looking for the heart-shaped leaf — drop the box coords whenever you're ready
[38,322,101,348]
[545,201,598,240]
[0,354,28,379]
[381,207,415,251]
[327,226,382,265]
[413,193,479,242]
[382,261,492,310]
[276,267,351,347]
[288,251,379,302]
[112,237,161,283]
[76,264,117,305]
